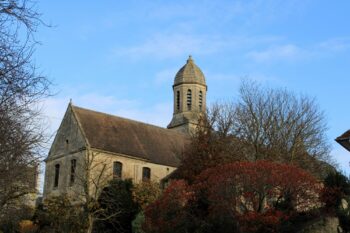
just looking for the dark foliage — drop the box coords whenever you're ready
[0,205,34,233]
[324,171,350,195]
[321,171,350,210]
[94,179,139,233]
[321,171,350,232]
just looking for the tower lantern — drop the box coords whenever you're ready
[167,56,207,134]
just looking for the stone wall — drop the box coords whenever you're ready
[90,149,177,184]
[298,217,342,233]
[44,148,177,199]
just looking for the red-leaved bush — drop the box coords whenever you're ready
[196,161,321,213]
[194,161,321,232]
[143,180,194,233]
[144,161,321,233]
[238,210,289,233]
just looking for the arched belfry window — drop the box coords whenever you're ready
[187,89,192,110]
[54,164,60,188]
[113,161,122,179]
[199,91,203,110]
[176,91,180,110]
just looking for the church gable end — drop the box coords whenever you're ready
[47,103,88,160]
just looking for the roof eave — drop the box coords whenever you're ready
[173,82,207,90]
[335,138,350,152]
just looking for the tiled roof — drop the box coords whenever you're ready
[336,130,350,141]
[335,130,350,152]
[72,106,188,167]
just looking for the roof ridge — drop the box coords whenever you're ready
[71,105,187,137]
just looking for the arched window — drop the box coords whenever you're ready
[54,164,60,188]
[199,91,203,110]
[70,159,76,185]
[176,91,180,110]
[187,89,192,110]
[142,167,151,181]
[113,161,122,178]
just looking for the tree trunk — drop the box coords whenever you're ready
[87,214,94,233]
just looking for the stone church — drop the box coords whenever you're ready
[43,56,207,198]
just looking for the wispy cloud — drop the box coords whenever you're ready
[154,68,178,86]
[246,44,307,62]
[141,0,311,29]
[246,37,350,63]
[317,37,350,53]
[113,34,281,60]
[113,34,224,60]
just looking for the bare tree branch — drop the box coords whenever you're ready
[0,0,50,213]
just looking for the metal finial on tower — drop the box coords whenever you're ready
[187,55,193,63]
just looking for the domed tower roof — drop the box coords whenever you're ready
[174,56,207,89]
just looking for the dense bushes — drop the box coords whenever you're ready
[0,205,35,233]
[92,179,139,233]
[33,179,139,233]
[144,161,322,233]
[143,180,195,233]
[33,195,86,233]
[321,171,350,232]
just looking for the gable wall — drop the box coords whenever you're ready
[43,105,87,197]
[48,105,87,159]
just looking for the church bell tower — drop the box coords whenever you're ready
[167,56,207,134]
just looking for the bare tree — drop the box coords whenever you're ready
[0,0,50,213]
[73,151,123,233]
[234,80,333,175]
[176,80,333,181]
[175,102,245,182]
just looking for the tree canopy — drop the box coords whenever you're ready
[0,0,50,212]
[176,80,333,182]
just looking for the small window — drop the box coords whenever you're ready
[176,91,180,110]
[199,91,203,110]
[113,162,122,179]
[187,89,192,110]
[54,164,60,188]
[70,159,76,185]
[142,167,151,181]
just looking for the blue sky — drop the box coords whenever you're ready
[35,0,350,174]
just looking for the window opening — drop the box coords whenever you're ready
[142,167,151,181]
[70,159,76,185]
[113,161,123,178]
[176,91,180,110]
[187,89,192,110]
[54,164,60,188]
